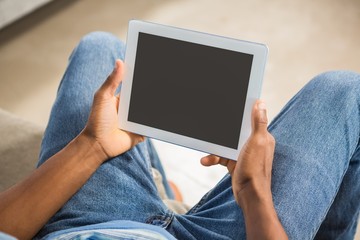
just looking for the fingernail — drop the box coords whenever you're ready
[258,102,267,123]
[258,102,266,110]
[113,61,119,71]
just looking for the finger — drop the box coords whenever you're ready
[119,129,145,146]
[201,155,220,166]
[252,100,269,134]
[130,132,145,145]
[201,155,229,167]
[100,59,124,96]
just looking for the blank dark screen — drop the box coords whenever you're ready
[128,32,253,149]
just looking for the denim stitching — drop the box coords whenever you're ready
[146,209,175,229]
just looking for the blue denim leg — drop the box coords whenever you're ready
[35,32,173,239]
[165,71,360,240]
[35,31,360,240]
[312,73,360,239]
[269,71,360,239]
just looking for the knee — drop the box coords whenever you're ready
[306,71,360,101]
[74,31,126,60]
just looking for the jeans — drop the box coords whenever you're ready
[35,32,360,240]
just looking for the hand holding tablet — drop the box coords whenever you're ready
[118,20,268,160]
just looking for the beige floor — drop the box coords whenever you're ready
[0,0,359,238]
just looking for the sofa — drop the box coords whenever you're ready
[0,108,43,191]
[0,0,53,29]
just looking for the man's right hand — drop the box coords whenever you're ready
[201,100,275,206]
[201,101,287,240]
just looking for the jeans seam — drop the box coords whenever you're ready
[187,190,212,214]
[146,209,175,229]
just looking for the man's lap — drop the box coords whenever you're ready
[36,31,360,240]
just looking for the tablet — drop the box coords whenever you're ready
[118,20,268,160]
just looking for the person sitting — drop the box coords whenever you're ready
[0,32,359,240]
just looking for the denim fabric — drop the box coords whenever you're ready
[42,221,176,240]
[35,32,360,240]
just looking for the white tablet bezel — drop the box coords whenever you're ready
[118,20,268,160]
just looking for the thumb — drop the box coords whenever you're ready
[252,100,268,134]
[99,59,124,96]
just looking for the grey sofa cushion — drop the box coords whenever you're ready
[0,108,43,191]
[0,0,53,29]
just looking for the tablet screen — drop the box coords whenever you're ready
[128,32,253,149]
